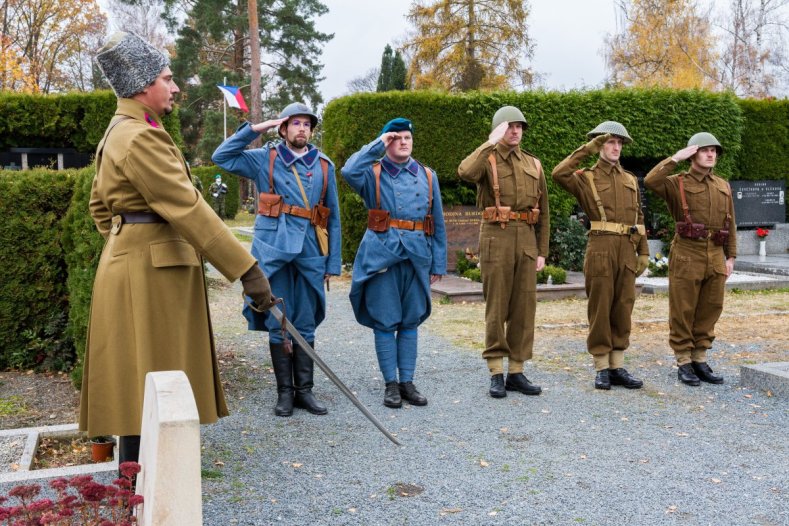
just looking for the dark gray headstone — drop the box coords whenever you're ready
[730,180,786,227]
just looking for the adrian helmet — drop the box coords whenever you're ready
[687,132,723,156]
[586,121,633,144]
[491,106,528,131]
[277,102,319,137]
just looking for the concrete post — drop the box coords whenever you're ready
[136,371,202,526]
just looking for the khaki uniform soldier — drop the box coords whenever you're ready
[458,106,549,399]
[552,122,648,390]
[644,132,735,386]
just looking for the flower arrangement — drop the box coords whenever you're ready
[647,253,669,277]
[756,227,769,239]
[0,462,143,525]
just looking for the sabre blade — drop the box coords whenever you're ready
[268,305,401,446]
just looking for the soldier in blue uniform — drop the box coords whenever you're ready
[212,102,342,417]
[341,118,447,408]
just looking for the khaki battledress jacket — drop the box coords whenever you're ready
[552,143,648,361]
[458,141,549,362]
[80,98,256,437]
[644,158,737,360]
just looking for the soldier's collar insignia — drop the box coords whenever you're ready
[144,113,159,128]
[276,142,318,167]
[381,156,417,177]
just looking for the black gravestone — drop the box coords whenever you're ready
[730,180,786,227]
[442,205,481,270]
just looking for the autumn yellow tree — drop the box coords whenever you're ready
[2,0,107,92]
[0,37,37,92]
[403,0,535,91]
[606,0,719,89]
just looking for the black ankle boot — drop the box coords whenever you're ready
[677,363,701,386]
[489,374,506,398]
[608,368,643,389]
[398,382,427,406]
[692,362,724,384]
[270,343,294,416]
[595,369,611,390]
[293,342,327,415]
[505,373,542,395]
[384,381,402,408]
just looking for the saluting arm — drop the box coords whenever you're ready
[643,158,678,199]
[211,122,264,181]
[457,141,497,183]
[341,138,386,194]
[551,135,607,195]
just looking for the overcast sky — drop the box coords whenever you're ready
[314,0,621,104]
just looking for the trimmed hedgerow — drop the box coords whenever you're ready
[0,169,76,370]
[322,89,746,263]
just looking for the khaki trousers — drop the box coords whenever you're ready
[479,222,538,362]
[584,234,637,369]
[668,237,726,365]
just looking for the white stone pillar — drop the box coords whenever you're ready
[136,371,202,526]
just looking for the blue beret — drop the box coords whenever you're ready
[380,117,413,136]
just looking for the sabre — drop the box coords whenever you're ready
[257,301,401,446]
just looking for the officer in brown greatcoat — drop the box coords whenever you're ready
[552,122,648,390]
[644,132,735,386]
[83,32,275,469]
[458,106,549,399]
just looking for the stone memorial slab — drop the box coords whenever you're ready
[740,362,789,399]
[443,205,481,270]
[730,180,786,227]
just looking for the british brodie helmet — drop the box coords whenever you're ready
[491,106,528,131]
[687,132,723,156]
[586,121,633,144]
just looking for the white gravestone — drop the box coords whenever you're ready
[136,371,202,525]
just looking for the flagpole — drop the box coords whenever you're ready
[223,76,227,139]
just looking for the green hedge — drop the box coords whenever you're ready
[323,89,746,262]
[0,91,184,152]
[0,169,76,370]
[736,98,789,221]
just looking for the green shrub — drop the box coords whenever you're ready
[547,214,587,271]
[537,265,567,285]
[0,169,76,370]
[61,168,105,386]
[462,268,482,282]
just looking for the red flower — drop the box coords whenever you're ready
[756,227,769,238]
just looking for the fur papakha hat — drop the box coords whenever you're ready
[96,32,169,99]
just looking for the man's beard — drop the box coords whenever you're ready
[288,137,308,149]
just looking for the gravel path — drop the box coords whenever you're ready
[201,277,789,526]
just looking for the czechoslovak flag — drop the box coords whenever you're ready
[217,85,249,112]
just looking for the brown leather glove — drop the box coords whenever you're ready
[636,255,650,277]
[241,264,275,311]
[585,133,611,154]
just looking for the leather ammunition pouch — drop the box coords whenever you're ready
[258,192,284,217]
[311,203,330,229]
[482,205,511,224]
[675,221,708,240]
[367,209,390,232]
[424,214,435,236]
[711,229,729,246]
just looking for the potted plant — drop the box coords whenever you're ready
[89,435,116,462]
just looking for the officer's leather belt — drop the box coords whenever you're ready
[119,212,167,224]
[280,203,312,220]
[589,221,644,236]
[389,218,425,231]
[507,210,539,224]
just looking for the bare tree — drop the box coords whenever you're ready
[106,0,173,49]
[716,0,789,97]
[346,67,379,93]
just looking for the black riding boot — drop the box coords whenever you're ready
[118,435,140,490]
[270,342,295,416]
[293,342,327,415]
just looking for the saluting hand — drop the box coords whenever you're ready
[671,145,699,163]
[585,133,611,154]
[488,121,509,146]
[381,132,402,148]
[251,117,288,134]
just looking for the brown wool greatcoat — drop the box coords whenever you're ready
[79,99,256,438]
[552,143,648,364]
[644,158,737,364]
[458,142,550,362]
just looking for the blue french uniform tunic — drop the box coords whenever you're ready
[342,138,447,331]
[212,122,342,342]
